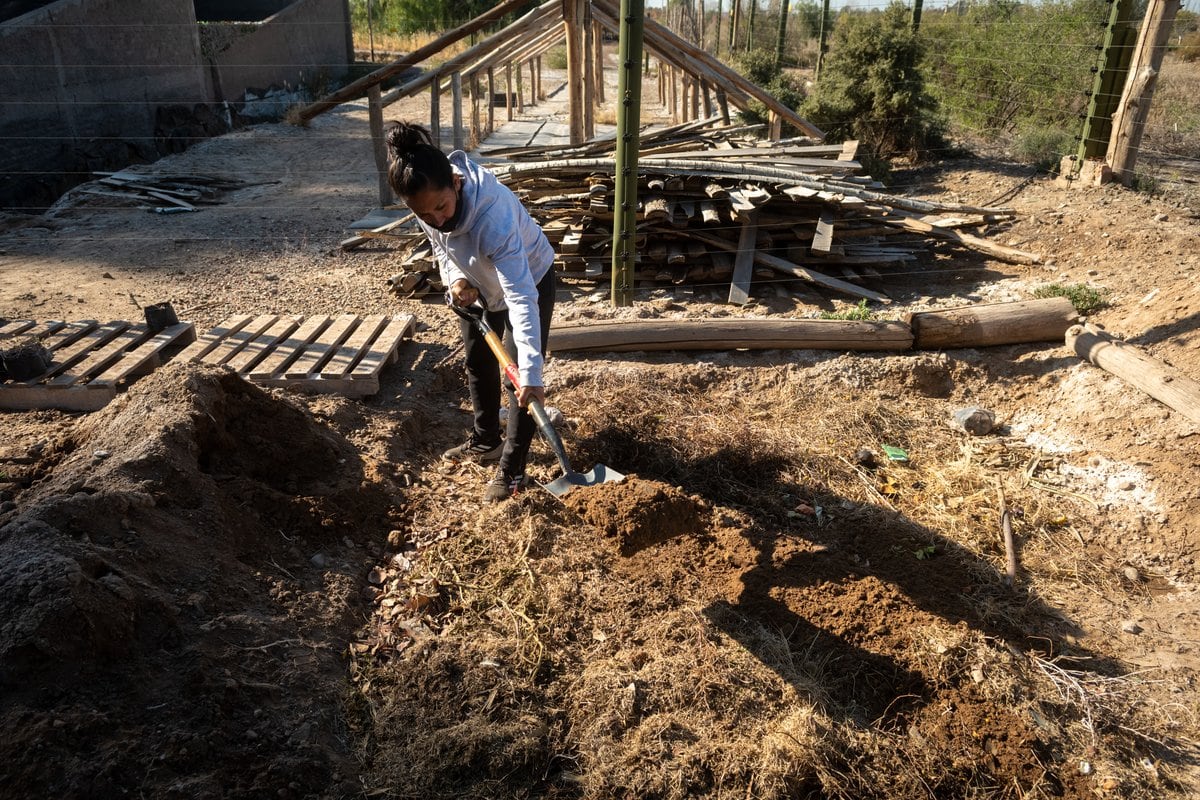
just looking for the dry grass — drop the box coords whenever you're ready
[351,362,1199,799]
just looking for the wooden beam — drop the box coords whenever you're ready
[549,318,912,352]
[909,297,1077,349]
[296,0,538,123]
[1067,322,1200,426]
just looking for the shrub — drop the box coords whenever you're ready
[1032,283,1109,315]
[733,49,810,137]
[1012,125,1076,172]
[799,3,945,165]
[1178,30,1200,62]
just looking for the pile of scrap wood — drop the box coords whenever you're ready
[76,170,260,212]
[377,119,1041,303]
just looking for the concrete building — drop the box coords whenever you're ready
[0,0,352,211]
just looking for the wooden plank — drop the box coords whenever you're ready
[248,316,332,378]
[0,382,115,412]
[351,315,416,376]
[195,315,281,367]
[36,321,129,382]
[284,315,360,378]
[811,210,836,254]
[224,316,301,374]
[0,320,37,338]
[89,323,197,387]
[177,315,256,362]
[728,212,758,306]
[46,325,151,387]
[549,318,913,352]
[40,321,99,353]
[320,315,389,378]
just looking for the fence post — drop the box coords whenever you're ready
[1073,0,1137,181]
[367,85,392,207]
[611,0,645,308]
[1106,0,1181,186]
[816,0,831,81]
[911,0,923,32]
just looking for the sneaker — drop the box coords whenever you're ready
[482,470,531,503]
[442,433,503,463]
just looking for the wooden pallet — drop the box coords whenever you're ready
[177,314,416,397]
[0,319,197,411]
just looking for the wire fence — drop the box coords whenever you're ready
[658,0,1200,201]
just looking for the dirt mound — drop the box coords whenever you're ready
[562,476,707,553]
[0,364,400,799]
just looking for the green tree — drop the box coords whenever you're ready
[800,3,944,164]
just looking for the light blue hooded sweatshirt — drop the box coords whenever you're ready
[417,150,554,389]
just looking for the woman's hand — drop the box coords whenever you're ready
[516,385,545,409]
[449,279,479,307]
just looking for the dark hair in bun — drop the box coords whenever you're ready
[386,121,454,197]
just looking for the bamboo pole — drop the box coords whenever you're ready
[610,0,645,307]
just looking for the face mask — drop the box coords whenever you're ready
[435,187,464,232]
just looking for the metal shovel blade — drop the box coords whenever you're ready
[542,463,625,497]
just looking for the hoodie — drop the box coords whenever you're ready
[417,151,555,389]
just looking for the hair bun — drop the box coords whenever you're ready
[386,121,433,160]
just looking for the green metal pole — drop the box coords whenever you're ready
[911,0,923,33]
[611,0,645,308]
[1076,0,1137,170]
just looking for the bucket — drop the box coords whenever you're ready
[144,302,179,332]
[1,341,51,381]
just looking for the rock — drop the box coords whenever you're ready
[1153,213,1168,222]
[1120,620,1142,634]
[950,406,996,435]
[310,553,327,568]
[854,448,877,468]
[1123,566,1141,582]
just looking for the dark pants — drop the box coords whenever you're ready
[459,268,556,476]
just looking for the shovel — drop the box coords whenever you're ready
[451,302,624,497]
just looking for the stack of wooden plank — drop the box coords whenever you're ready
[77,170,258,212]
[359,120,1042,303]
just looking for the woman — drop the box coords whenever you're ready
[386,121,555,503]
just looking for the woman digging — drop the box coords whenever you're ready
[386,121,555,504]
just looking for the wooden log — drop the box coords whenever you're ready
[1066,322,1200,426]
[549,318,913,353]
[296,0,539,122]
[909,297,1078,349]
[565,0,587,145]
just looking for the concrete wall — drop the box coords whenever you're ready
[0,0,210,210]
[202,0,352,106]
[0,0,352,211]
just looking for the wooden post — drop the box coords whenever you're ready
[910,298,1078,349]
[565,0,587,145]
[517,58,525,112]
[593,19,606,105]
[469,73,481,148]
[1067,323,1200,426]
[536,56,543,101]
[584,12,596,139]
[451,72,464,151]
[768,110,782,140]
[505,62,514,121]
[816,0,830,81]
[701,79,713,118]
[487,67,495,136]
[430,78,441,147]
[729,0,739,56]
[715,85,730,124]
[367,85,392,207]
[1106,0,1181,185]
[529,59,537,105]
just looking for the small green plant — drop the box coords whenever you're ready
[1032,283,1110,315]
[1013,125,1076,172]
[545,46,568,71]
[819,299,874,320]
[914,544,937,560]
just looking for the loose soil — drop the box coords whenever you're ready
[1,61,1199,800]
